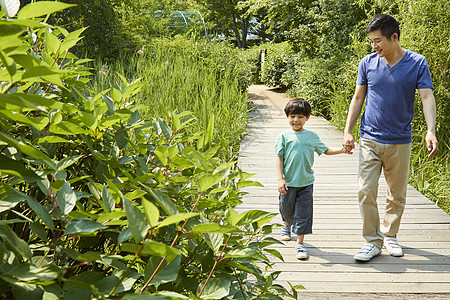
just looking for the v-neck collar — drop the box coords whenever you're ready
[383,49,408,69]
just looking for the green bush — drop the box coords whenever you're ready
[260,42,294,88]
[0,3,303,299]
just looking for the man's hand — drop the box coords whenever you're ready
[278,179,288,195]
[426,131,439,157]
[343,133,355,154]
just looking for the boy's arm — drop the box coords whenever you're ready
[276,155,287,194]
[324,147,346,155]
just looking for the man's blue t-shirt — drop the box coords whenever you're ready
[356,49,433,144]
[275,129,328,187]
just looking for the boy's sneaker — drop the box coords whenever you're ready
[384,236,403,257]
[354,243,381,261]
[280,225,291,241]
[295,244,308,260]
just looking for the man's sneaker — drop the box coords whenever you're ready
[384,236,404,257]
[295,244,308,260]
[280,225,291,241]
[354,243,382,261]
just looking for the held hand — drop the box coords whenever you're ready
[342,133,355,154]
[426,131,439,157]
[278,180,288,195]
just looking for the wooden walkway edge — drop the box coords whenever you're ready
[238,85,450,299]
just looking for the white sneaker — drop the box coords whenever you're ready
[354,243,381,261]
[295,244,308,260]
[384,236,403,257]
[280,225,291,241]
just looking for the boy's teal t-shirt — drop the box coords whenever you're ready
[275,129,328,187]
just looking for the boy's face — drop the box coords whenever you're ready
[288,113,309,132]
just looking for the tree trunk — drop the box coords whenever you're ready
[241,17,249,48]
[231,12,242,48]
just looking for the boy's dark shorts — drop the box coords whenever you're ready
[279,184,313,236]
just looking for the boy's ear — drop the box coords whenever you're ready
[306,115,311,121]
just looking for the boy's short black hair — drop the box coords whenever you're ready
[367,14,400,41]
[284,98,311,117]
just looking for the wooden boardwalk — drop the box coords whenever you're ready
[238,85,450,299]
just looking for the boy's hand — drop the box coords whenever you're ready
[278,179,288,194]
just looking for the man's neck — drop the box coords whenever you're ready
[384,46,406,67]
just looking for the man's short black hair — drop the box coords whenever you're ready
[284,98,311,117]
[367,14,400,41]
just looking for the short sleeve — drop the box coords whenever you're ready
[417,57,433,89]
[275,133,285,156]
[356,56,368,86]
[312,132,328,156]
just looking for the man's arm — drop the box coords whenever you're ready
[342,84,367,153]
[418,88,438,157]
[276,155,287,194]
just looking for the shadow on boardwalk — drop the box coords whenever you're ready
[238,85,450,299]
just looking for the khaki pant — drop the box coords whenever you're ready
[358,138,411,248]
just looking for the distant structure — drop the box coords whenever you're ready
[154,10,207,36]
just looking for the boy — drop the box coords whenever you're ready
[276,98,346,259]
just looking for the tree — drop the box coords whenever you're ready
[196,0,252,48]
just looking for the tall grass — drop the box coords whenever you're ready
[91,38,251,161]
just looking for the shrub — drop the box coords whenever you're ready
[0,3,303,298]
[260,42,294,88]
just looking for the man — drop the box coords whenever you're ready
[342,14,438,262]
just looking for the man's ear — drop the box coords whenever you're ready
[392,33,399,42]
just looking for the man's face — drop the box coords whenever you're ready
[368,29,396,58]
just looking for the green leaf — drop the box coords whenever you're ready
[142,199,159,228]
[225,247,259,258]
[57,182,77,215]
[225,208,240,226]
[44,29,61,55]
[237,180,264,188]
[0,132,56,170]
[0,225,32,259]
[263,248,284,262]
[156,213,199,229]
[203,114,214,149]
[49,121,88,135]
[65,218,106,235]
[142,187,178,216]
[144,255,181,285]
[202,232,223,254]
[192,223,242,234]
[102,184,115,213]
[158,117,172,141]
[123,197,149,243]
[2,263,61,282]
[97,270,141,295]
[121,240,181,261]
[236,210,276,227]
[0,154,40,182]
[197,278,231,299]
[0,109,48,130]
[17,1,76,19]
[0,184,24,212]
[98,115,122,130]
[29,221,49,242]
[196,174,227,192]
[56,155,82,171]
[37,136,69,144]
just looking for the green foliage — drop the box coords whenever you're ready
[129,37,253,161]
[0,3,303,299]
[259,42,294,88]
[396,0,450,211]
